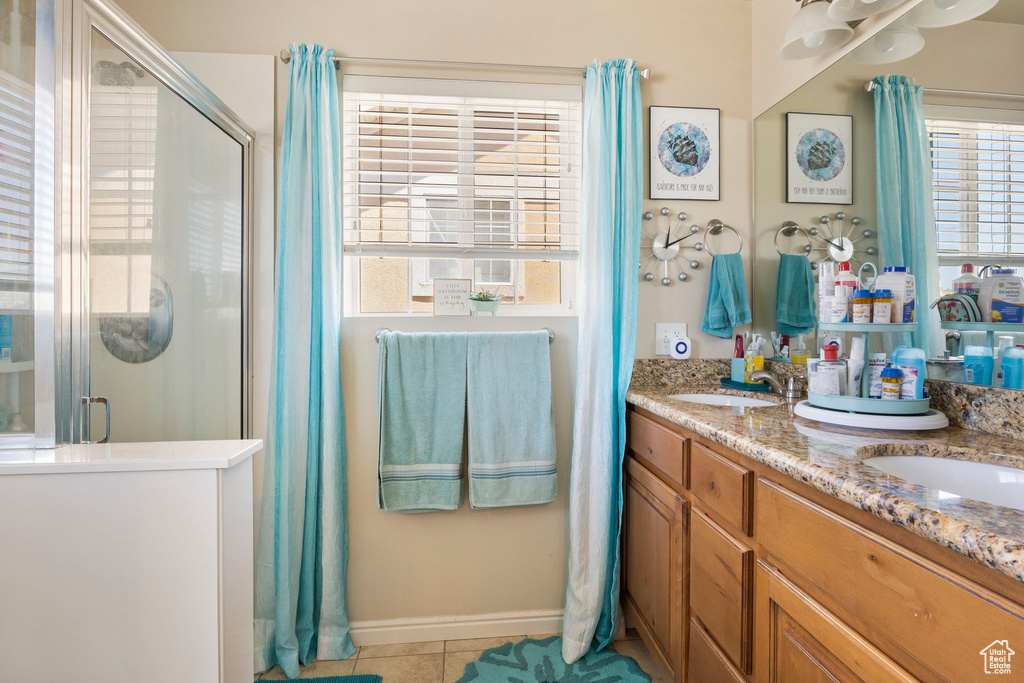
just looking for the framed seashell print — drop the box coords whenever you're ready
[786,112,853,204]
[650,106,720,201]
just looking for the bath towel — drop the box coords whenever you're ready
[377,331,467,512]
[467,331,557,508]
[701,252,752,338]
[776,253,818,336]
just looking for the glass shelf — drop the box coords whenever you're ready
[817,322,917,333]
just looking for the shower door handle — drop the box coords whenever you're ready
[82,396,110,444]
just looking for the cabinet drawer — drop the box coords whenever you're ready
[757,477,1024,681]
[690,507,754,673]
[628,411,687,489]
[690,442,753,534]
[689,616,746,683]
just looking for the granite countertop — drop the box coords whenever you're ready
[627,384,1024,584]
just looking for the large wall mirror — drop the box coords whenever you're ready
[753,0,1024,391]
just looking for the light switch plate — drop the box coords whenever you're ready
[655,323,688,356]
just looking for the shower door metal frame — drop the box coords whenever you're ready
[61,0,255,444]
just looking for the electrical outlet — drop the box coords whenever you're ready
[655,323,688,355]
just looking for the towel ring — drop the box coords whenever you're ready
[703,219,743,257]
[774,221,813,256]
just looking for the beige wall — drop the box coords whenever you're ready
[115,0,754,627]
[751,18,1024,342]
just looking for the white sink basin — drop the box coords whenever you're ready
[669,393,777,408]
[866,456,1024,511]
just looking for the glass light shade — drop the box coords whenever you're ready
[846,23,925,64]
[827,0,911,21]
[908,0,999,27]
[779,1,856,60]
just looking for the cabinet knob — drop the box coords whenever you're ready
[709,481,716,490]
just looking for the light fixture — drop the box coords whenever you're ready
[779,0,856,60]
[907,0,1000,27]
[827,0,911,22]
[846,19,925,63]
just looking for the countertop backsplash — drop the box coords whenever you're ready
[632,358,1022,439]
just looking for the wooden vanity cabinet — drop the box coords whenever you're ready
[623,405,1024,683]
[623,455,687,679]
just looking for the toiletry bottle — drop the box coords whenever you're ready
[953,263,981,302]
[835,261,858,291]
[846,336,866,398]
[816,344,848,396]
[867,352,887,398]
[791,336,810,366]
[963,345,994,386]
[881,365,902,400]
[852,289,873,324]
[872,289,892,324]
[995,335,1014,386]
[979,267,1024,323]
[874,266,916,322]
[891,345,926,399]
[1000,346,1024,391]
[831,285,852,323]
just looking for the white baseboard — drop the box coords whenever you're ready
[350,608,564,646]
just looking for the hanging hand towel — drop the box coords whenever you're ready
[701,252,752,338]
[467,331,557,508]
[776,253,818,336]
[377,331,467,512]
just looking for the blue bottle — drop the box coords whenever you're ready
[891,345,927,399]
[964,345,994,386]
[1001,346,1024,390]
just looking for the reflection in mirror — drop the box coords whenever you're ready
[88,30,244,441]
[754,0,1024,391]
[0,0,38,436]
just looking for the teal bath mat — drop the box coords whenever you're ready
[255,676,381,683]
[455,636,650,682]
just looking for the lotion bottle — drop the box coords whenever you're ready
[846,336,866,398]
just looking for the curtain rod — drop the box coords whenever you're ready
[863,81,1024,99]
[278,49,651,79]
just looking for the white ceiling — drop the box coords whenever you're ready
[979,2,1024,25]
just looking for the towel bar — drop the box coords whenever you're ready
[703,219,743,256]
[375,328,555,344]
[774,221,813,256]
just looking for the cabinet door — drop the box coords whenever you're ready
[755,560,916,683]
[623,456,686,679]
[689,507,753,673]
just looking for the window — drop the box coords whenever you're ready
[927,107,1024,293]
[343,77,581,315]
[0,69,34,297]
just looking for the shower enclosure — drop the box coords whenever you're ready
[3,0,253,446]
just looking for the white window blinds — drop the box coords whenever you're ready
[342,77,582,261]
[0,70,34,288]
[88,81,158,244]
[928,114,1024,261]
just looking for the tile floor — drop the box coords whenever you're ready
[258,629,669,682]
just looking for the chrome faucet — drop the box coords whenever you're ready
[749,370,805,400]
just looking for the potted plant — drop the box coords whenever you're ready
[468,290,502,316]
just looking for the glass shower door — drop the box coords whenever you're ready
[83,29,245,443]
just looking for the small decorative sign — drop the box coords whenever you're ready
[787,112,853,205]
[650,105,720,201]
[433,278,472,316]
